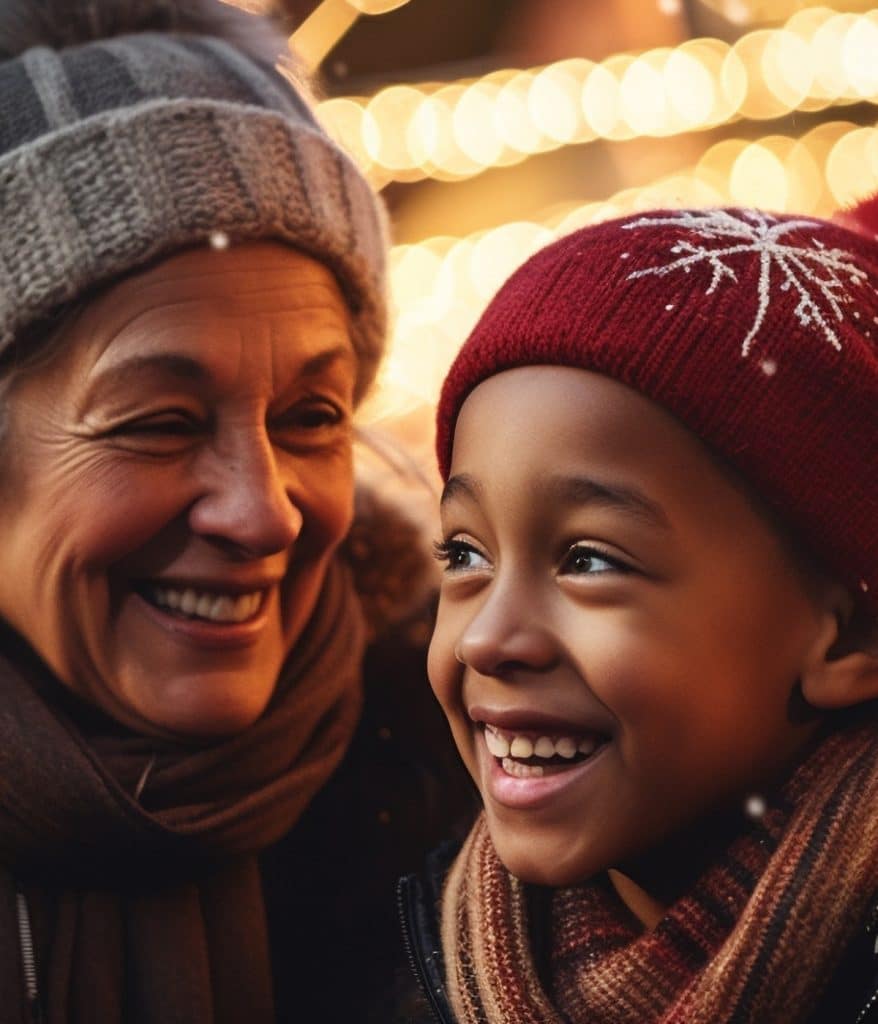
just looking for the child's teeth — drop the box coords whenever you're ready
[555,737,578,759]
[534,736,555,758]
[509,736,534,758]
[501,757,544,778]
[484,727,511,758]
[485,724,604,762]
[180,589,198,615]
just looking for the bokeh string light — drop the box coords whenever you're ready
[282,0,878,422]
[320,8,878,187]
[357,115,878,422]
[696,0,875,26]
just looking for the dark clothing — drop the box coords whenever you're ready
[0,563,366,1024]
[0,583,475,1023]
[398,845,878,1024]
[264,631,477,1023]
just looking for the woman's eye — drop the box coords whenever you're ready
[276,399,344,431]
[433,539,490,572]
[115,412,201,436]
[559,544,626,576]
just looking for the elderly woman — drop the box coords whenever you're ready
[0,2,472,1022]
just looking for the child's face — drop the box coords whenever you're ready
[428,366,833,887]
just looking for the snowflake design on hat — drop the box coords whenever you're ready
[621,209,868,356]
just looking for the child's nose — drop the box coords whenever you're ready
[455,582,559,677]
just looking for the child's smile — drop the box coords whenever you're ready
[473,713,611,806]
[428,366,841,889]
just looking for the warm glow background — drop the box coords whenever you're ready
[246,0,878,427]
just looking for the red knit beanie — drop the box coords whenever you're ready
[436,199,878,614]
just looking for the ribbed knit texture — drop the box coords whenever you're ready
[436,202,878,613]
[441,723,878,1024]
[0,558,365,1024]
[0,0,388,399]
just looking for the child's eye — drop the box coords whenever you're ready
[558,544,628,576]
[433,538,491,573]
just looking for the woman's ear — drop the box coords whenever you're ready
[801,590,878,710]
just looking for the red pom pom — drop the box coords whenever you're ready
[834,190,878,239]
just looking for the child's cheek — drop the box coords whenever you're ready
[427,608,476,769]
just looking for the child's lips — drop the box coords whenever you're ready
[476,723,611,811]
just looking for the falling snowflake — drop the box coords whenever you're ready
[621,209,870,356]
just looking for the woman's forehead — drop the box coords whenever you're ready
[95,242,351,327]
[51,243,356,394]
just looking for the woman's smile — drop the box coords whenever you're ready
[0,242,358,739]
[131,577,276,648]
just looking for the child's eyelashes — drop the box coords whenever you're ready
[433,538,491,573]
[433,538,632,578]
[558,543,631,577]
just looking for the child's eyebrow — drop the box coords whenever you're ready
[548,474,671,531]
[440,472,670,531]
[440,473,482,507]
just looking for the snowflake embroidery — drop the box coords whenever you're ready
[621,209,869,356]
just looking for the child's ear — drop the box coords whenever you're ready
[801,589,878,710]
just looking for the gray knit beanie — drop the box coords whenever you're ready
[0,0,388,400]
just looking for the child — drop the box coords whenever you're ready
[404,197,878,1024]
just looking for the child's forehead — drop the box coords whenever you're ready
[437,207,878,612]
[451,366,784,537]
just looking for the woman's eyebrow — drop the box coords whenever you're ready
[295,345,356,378]
[85,345,355,397]
[93,352,210,384]
[548,474,671,530]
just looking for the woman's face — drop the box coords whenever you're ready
[0,242,357,739]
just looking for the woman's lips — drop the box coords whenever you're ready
[144,582,265,623]
[131,585,272,649]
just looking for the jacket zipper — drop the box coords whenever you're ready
[15,887,44,1024]
[397,875,454,1024]
[853,901,878,1024]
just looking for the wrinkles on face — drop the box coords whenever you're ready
[0,242,358,739]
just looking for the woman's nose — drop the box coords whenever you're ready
[188,437,303,557]
[455,582,559,677]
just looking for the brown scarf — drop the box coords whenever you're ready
[0,558,364,1024]
[442,723,878,1024]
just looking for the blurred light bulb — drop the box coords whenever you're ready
[345,0,413,13]
[454,82,505,166]
[730,142,789,209]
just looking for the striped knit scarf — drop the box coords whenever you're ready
[441,723,878,1024]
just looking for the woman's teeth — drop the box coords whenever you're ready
[484,722,603,777]
[147,586,263,623]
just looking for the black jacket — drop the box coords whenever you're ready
[262,631,477,1023]
[397,845,878,1024]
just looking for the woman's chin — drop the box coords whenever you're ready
[111,667,279,740]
